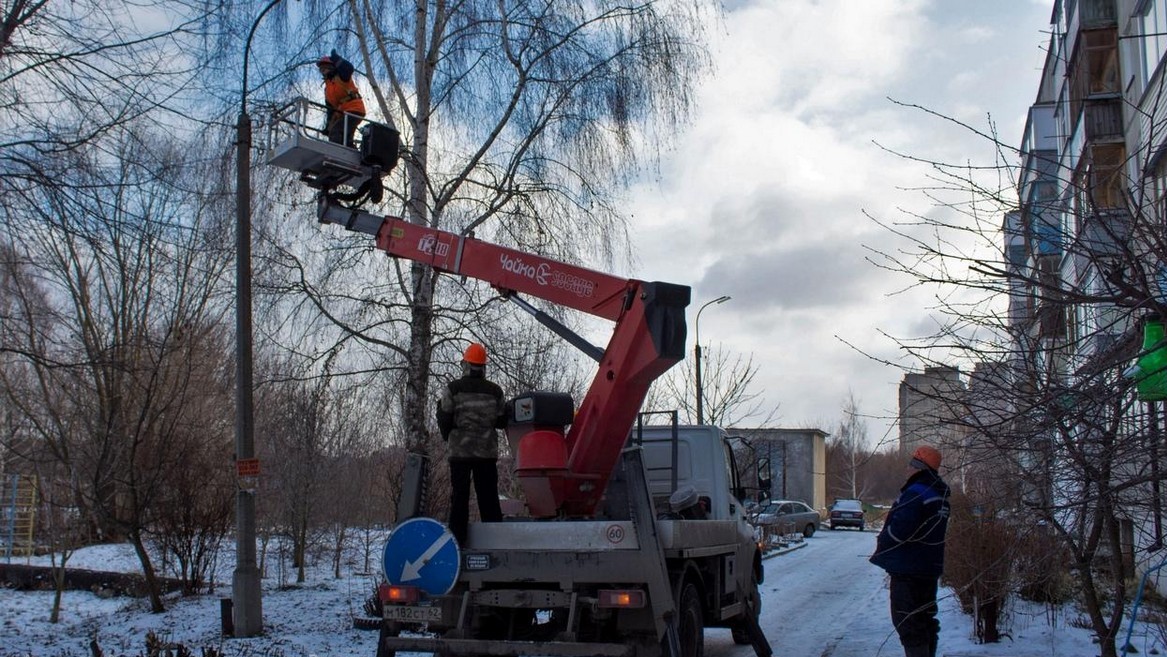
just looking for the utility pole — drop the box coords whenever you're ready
[232,0,287,636]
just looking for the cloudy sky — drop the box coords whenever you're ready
[625,0,1053,445]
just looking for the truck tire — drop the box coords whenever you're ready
[676,582,704,657]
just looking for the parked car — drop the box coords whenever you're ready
[751,499,820,538]
[828,498,865,531]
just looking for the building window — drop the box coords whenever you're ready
[1069,28,1119,125]
[1089,143,1126,208]
[1151,154,1167,225]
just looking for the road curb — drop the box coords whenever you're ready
[760,540,808,560]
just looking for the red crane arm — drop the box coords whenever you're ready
[318,201,690,517]
[375,216,635,321]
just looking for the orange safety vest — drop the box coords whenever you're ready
[324,77,365,116]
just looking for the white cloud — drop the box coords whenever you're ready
[628,0,1052,440]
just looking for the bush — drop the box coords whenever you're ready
[942,492,1018,643]
[1014,524,1073,605]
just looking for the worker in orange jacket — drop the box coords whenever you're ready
[317,50,366,146]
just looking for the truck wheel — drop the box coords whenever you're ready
[803,523,815,538]
[676,582,704,657]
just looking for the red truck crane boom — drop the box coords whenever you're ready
[316,198,690,518]
[265,106,770,657]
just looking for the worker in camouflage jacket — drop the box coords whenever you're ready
[437,342,506,545]
[869,444,951,657]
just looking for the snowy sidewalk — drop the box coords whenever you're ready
[819,580,904,657]
[820,579,1098,657]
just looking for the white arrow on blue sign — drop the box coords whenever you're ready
[382,517,461,595]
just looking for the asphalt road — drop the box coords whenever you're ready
[701,526,900,657]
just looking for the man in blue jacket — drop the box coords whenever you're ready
[870,445,951,657]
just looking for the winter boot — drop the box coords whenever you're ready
[903,643,931,657]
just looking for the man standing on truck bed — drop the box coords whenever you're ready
[869,444,951,657]
[437,342,506,545]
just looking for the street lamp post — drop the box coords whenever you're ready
[694,295,730,425]
[233,0,285,637]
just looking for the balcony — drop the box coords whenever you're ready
[1077,208,1132,258]
[1022,103,1059,155]
[1079,0,1117,29]
[1068,27,1119,124]
[1082,99,1123,142]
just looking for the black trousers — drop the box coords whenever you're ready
[448,458,503,545]
[889,574,939,656]
[327,112,362,146]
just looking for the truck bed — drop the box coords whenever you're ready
[657,519,743,557]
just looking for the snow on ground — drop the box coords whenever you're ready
[0,530,1162,657]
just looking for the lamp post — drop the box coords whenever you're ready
[233,0,285,636]
[694,295,730,425]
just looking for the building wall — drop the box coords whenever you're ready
[1014,0,1167,597]
[1117,0,1167,598]
[731,428,828,511]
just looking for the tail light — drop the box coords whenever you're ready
[379,583,421,604]
[597,589,646,609]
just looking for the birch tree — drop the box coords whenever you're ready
[829,391,869,500]
[245,0,715,466]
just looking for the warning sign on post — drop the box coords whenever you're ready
[236,458,261,477]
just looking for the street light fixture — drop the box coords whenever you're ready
[694,295,731,425]
[233,0,286,637]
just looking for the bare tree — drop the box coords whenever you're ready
[0,124,234,611]
[1,2,215,192]
[828,391,870,500]
[150,326,236,595]
[258,349,383,583]
[865,98,1167,656]
[650,345,779,427]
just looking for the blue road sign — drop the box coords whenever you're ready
[382,517,461,595]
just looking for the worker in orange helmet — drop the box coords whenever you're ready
[869,444,951,657]
[316,50,366,146]
[436,342,507,545]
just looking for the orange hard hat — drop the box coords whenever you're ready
[910,445,942,471]
[463,342,487,366]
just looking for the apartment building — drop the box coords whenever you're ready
[897,366,967,456]
[1013,0,1167,589]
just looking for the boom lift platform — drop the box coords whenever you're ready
[266,96,400,198]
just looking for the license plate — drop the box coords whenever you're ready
[383,604,442,623]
